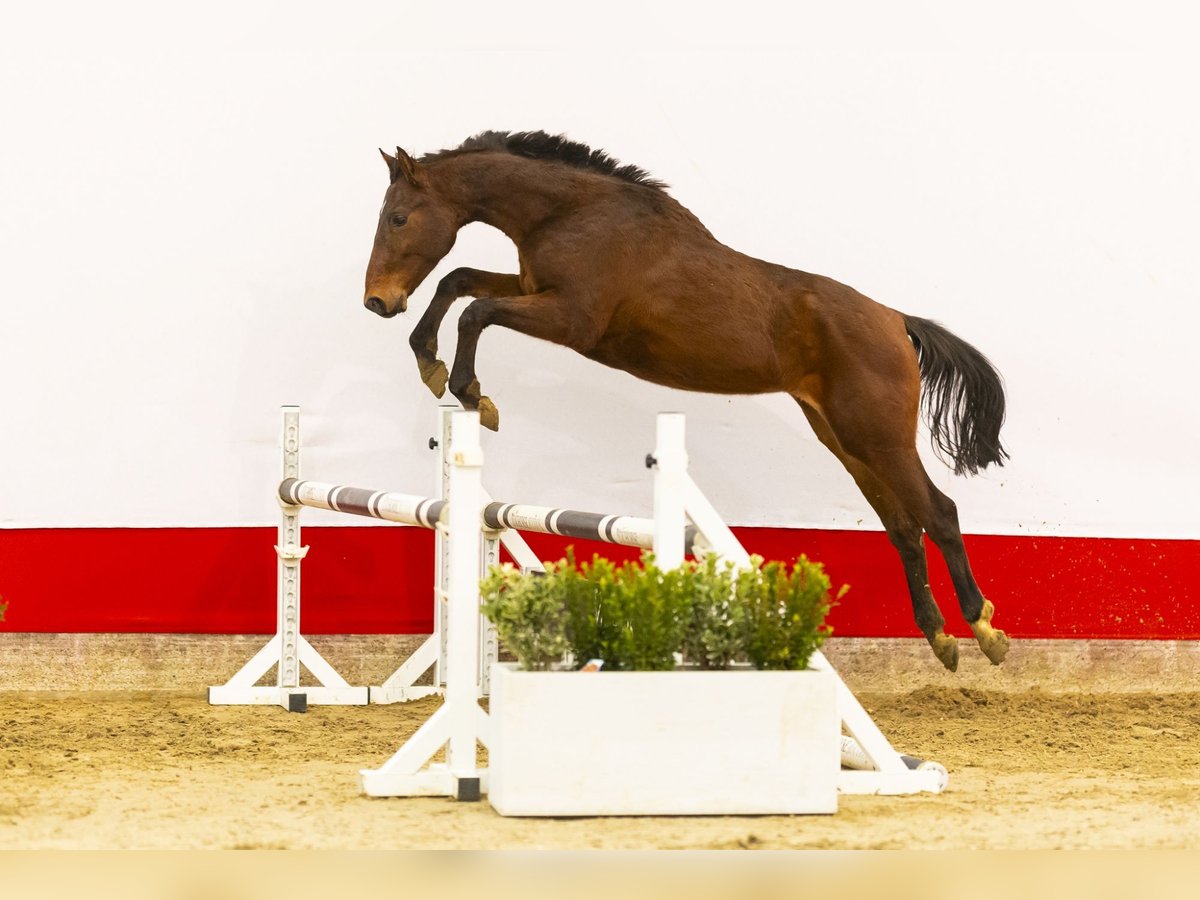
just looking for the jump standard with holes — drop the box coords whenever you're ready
[209,406,947,817]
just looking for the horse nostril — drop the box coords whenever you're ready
[365,296,387,316]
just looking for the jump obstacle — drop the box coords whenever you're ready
[210,406,948,800]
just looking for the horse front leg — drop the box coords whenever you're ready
[448,291,591,431]
[408,268,522,398]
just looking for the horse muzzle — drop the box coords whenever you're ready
[364,292,407,318]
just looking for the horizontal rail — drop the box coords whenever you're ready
[280,480,700,553]
[484,502,700,555]
[279,479,446,528]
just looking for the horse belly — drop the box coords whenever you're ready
[584,328,782,394]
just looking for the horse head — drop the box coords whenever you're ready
[364,147,459,318]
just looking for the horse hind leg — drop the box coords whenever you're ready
[796,400,961,671]
[936,497,1010,664]
[880,505,964,672]
[849,429,1008,672]
[897,461,1010,665]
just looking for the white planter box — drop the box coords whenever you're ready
[487,663,839,817]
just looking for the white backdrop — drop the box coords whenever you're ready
[2,1,1197,539]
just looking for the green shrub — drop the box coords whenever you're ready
[479,561,572,671]
[680,554,749,669]
[739,555,842,670]
[480,551,839,672]
[600,554,691,671]
[556,551,689,671]
[558,550,619,667]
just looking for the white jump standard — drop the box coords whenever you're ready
[210,406,505,711]
[207,406,370,712]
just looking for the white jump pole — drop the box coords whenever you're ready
[434,405,453,690]
[651,412,688,569]
[443,409,486,790]
[370,405,507,703]
[208,406,369,711]
[358,410,488,800]
[276,405,305,701]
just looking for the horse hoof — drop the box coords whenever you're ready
[971,599,1009,665]
[981,629,1010,666]
[478,396,500,431]
[931,633,959,672]
[419,360,449,398]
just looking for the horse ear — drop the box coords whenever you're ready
[394,146,420,186]
[379,148,401,183]
[380,146,420,186]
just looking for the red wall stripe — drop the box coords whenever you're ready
[0,526,1196,639]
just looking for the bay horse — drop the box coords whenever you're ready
[363,130,1010,671]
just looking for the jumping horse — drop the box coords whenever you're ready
[363,131,1010,671]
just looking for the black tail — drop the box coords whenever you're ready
[903,315,1009,476]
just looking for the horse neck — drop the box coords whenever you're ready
[427,153,594,243]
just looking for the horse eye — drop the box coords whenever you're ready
[391,214,408,227]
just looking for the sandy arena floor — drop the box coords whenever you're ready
[2,687,1198,849]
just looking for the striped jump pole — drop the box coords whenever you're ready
[277,479,446,529]
[481,502,701,556]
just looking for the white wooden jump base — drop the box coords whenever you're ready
[210,405,947,800]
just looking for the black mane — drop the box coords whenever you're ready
[421,130,669,191]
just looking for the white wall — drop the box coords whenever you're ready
[2,1,1197,539]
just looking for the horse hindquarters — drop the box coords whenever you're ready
[793,306,1009,668]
